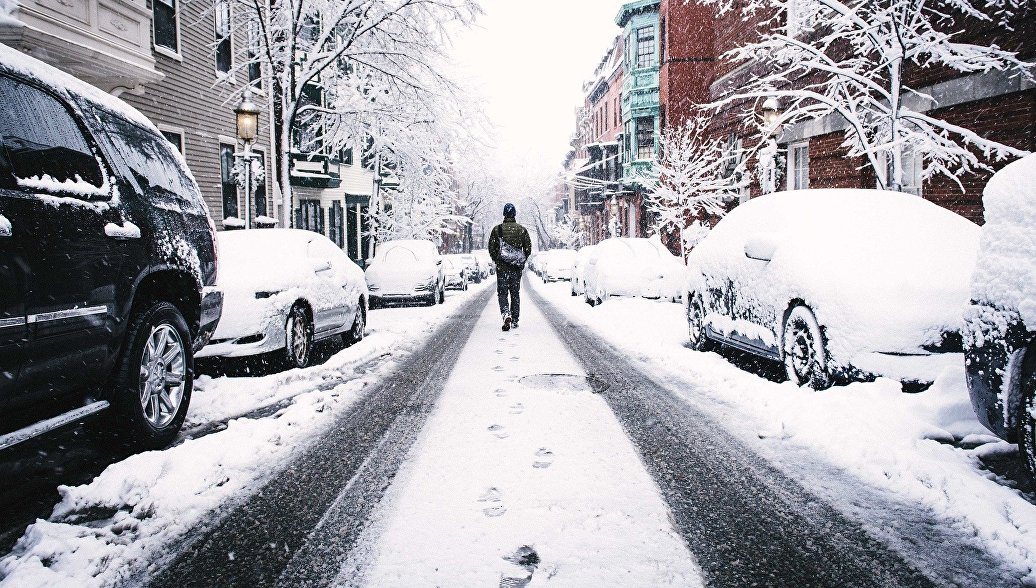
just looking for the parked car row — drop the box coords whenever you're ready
[0,48,483,454]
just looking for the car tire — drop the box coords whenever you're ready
[109,301,192,449]
[285,304,313,369]
[782,305,832,390]
[687,294,717,352]
[1016,351,1036,483]
[343,301,366,346]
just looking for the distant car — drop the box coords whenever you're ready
[196,230,367,369]
[686,189,978,390]
[964,154,1036,478]
[0,45,222,449]
[473,249,494,275]
[528,252,543,276]
[539,249,577,282]
[570,245,599,297]
[458,253,483,283]
[583,238,685,305]
[442,255,469,290]
[365,239,445,307]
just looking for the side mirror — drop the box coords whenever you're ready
[744,234,779,262]
[311,258,333,273]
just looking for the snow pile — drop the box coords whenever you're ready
[533,280,1036,583]
[687,189,980,368]
[0,213,10,236]
[102,221,140,240]
[583,237,685,302]
[0,0,22,27]
[970,154,1036,323]
[0,284,491,587]
[222,216,246,228]
[18,174,109,199]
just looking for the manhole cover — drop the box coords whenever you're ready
[518,374,590,393]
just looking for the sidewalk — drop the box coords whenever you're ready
[346,289,702,587]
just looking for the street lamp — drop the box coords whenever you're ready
[234,90,261,229]
[761,97,782,128]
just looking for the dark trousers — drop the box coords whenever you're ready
[497,268,522,320]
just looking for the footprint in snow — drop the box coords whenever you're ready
[509,356,520,362]
[533,448,554,469]
[500,545,540,587]
[495,349,504,355]
[488,424,509,439]
[493,365,505,372]
[494,388,508,397]
[479,487,506,518]
[508,403,525,415]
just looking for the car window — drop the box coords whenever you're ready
[383,246,419,264]
[0,75,105,195]
[84,105,200,206]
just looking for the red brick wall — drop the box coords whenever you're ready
[660,0,716,131]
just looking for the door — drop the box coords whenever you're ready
[0,74,126,403]
[0,159,27,403]
[307,237,349,333]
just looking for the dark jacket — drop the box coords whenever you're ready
[489,218,533,272]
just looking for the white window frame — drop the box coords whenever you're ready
[878,149,923,196]
[219,134,241,219]
[158,124,185,155]
[787,141,809,191]
[214,0,234,77]
[152,0,182,60]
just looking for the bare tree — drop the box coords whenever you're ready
[702,0,1034,191]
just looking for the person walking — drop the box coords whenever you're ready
[489,203,532,331]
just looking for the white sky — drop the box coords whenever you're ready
[448,0,624,177]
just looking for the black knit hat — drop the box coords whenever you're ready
[503,203,516,218]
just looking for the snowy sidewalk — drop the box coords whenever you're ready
[347,292,702,587]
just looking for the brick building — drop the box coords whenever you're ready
[706,2,1036,224]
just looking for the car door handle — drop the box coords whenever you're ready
[0,214,10,237]
[104,221,141,240]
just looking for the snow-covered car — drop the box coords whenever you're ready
[964,154,1036,478]
[0,46,221,450]
[365,239,445,307]
[459,253,483,283]
[473,249,494,275]
[539,249,577,282]
[686,189,979,390]
[197,229,368,369]
[570,245,599,296]
[583,238,685,305]
[442,255,470,290]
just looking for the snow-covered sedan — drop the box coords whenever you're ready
[583,238,685,305]
[365,239,445,307]
[197,229,368,369]
[964,154,1036,479]
[442,255,470,290]
[473,249,494,275]
[686,189,979,390]
[570,245,599,297]
[539,249,577,282]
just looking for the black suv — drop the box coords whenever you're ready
[0,46,222,449]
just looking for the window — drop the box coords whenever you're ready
[296,200,323,234]
[215,0,232,74]
[0,76,104,192]
[248,22,262,88]
[220,143,238,219]
[161,130,183,154]
[881,148,923,196]
[153,0,178,54]
[341,146,354,166]
[636,117,654,160]
[604,103,609,130]
[636,26,656,69]
[789,142,809,190]
[90,110,197,199]
[253,150,267,217]
[615,98,619,127]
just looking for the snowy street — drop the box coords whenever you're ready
[5,274,1036,586]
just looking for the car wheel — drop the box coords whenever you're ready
[687,294,717,352]
[782,305,832,390]
[109,301,192,449]
[285,304,313,369]
[343,301,366,346]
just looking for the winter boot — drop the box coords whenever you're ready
[511,318,519,329]
[502,313,512,332]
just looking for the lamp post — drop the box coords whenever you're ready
[234,90,261,229]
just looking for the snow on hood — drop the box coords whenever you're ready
[971,154,1036,324]
[688,189,980,361]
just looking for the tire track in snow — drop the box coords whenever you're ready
[146,288,492,588]
[528,282,939,588]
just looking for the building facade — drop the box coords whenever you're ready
[0,0,276,230]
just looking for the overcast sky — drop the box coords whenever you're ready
[448,0,623,176]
